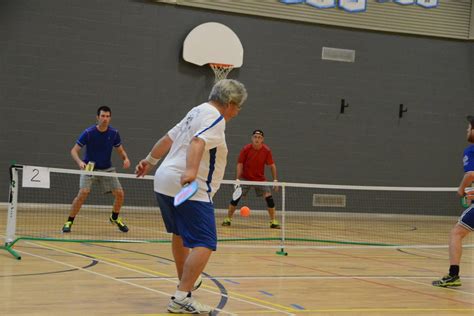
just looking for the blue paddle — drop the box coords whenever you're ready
[174,181,199,207]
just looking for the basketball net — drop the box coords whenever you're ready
[209,63,234,82]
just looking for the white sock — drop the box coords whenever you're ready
[173,290,188,300]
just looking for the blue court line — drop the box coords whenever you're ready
[259,290,274,296]
[291,304,305,310]
[223,279,240,284]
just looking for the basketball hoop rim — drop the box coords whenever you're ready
[209,63,234,68]
[209,63,235,82]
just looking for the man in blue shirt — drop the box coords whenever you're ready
[432,116,474,287]
[463,116,474,172]
[62,106,131,233]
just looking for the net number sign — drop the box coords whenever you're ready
[22,166,50,189]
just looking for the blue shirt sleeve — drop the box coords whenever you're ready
[463,145,474,172]
[113,130,122,147]
[77,129,88,147]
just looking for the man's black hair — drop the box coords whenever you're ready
[97,106,112,116]
[467,116,474,128]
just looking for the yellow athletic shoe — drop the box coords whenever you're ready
[222,217,232,226]
[62,221,73,233]
[270,219,280,229]
[432,275,461,287]
[109,216,129,232]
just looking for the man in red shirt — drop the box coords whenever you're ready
[222,129,280,228]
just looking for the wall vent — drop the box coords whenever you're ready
[322,47,355,63]
[312,194,346,207]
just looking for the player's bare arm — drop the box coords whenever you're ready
[458,171,474,196]
[70,144,86,169]
[270,163,277,181]
[181,137,205,185]
[135,134,173,177]
[236,162,243,180]
[270,163,279,192]
[116,145,130,169]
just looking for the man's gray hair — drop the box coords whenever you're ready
[208,79,248,107]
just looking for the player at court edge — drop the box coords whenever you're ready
[222,129,281,228]
[135,79,248,314]
[62,106,131,233]
[432,115,474,287]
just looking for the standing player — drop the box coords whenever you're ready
[135,79,247,314]
[62,106,131,233]
[222,129,280,229]
[432,116,474,287]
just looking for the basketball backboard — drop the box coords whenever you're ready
[183,22,244,67]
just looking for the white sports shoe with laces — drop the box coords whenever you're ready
[167,295,213,314]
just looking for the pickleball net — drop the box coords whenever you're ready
[2,165,473,259]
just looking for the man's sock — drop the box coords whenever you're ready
[173,290,189,300]
[449,265,459,277]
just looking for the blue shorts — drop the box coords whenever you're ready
[459,205,474,231]
[155,192,217,251]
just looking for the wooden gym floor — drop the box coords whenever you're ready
[0,236,473,315]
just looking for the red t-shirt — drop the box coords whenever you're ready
[238,144,274,181]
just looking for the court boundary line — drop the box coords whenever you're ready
[3,240,473,315]
[24,240,297,315]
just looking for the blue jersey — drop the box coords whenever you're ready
[76,125,122,170]
[463,145,474,172]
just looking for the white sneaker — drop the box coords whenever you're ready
[167,296,213,314]
[192,275,203,291]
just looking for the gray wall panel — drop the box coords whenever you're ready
[1,0,473,203]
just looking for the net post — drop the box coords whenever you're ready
[276,184,288,256]
[1,165,22,259]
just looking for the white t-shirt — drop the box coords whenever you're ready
[154,102,228,202]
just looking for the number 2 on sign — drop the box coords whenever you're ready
[31,168,40,182]
[22,166,50,188]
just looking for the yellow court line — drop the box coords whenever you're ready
[218,312,290,315]
[139,308,474,315]
[34,241,297,313]
[36,241,171,277]
[35,242,472,314]
[217,290,296,312]
[287,308,474,313]
[19,242,474,315]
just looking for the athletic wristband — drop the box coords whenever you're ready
[145,153,159,165]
